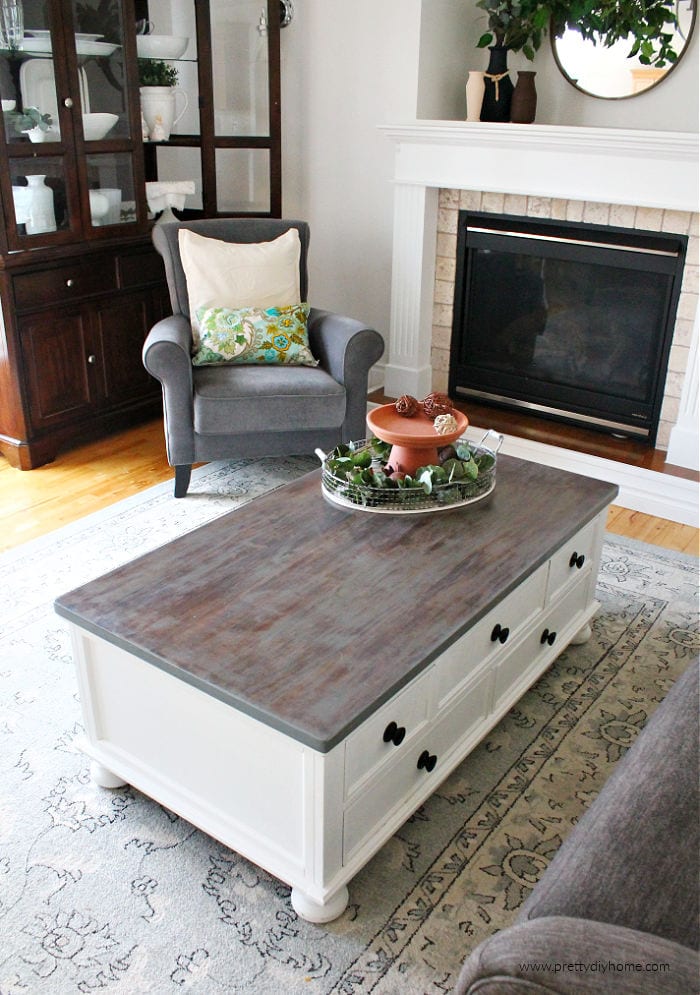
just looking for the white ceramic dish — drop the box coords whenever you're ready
[21,36,117,57]
[20,59,91,122]
[82,112,118,141]
[136,34,188,59]
[25,29,103,41]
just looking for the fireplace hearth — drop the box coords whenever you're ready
[450,212,687,445]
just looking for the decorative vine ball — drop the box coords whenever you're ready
[422,391,454,420]
[395,394,419,417]
[433,413,459,436]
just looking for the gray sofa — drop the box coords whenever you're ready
[454,661,699,995]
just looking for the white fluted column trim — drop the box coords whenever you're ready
[383,183,438,399]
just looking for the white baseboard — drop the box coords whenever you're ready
[366,401,698,527]
[466,425,699,528]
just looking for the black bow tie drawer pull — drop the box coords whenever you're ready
[540,628,557,646]
[383,721,406,747]
[417,750,437,772]
[491,623,510,644]
[569,551,586,569]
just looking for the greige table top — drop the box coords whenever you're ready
[55,459,618,751]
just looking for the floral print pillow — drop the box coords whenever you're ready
[192,303,317,366]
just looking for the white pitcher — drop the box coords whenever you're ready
[140,86,189,141]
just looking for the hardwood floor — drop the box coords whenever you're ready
[0,417,698,555]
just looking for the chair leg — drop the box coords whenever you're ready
[174,465,192,498]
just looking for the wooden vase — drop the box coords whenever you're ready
[511,70,537,124]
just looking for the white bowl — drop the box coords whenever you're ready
[136,35,188,59]
[2,99,16,111]
[82,112,118,141]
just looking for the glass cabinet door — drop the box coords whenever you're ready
[71,0,141,231]
[0,0,145,247]
[143,0,281,219]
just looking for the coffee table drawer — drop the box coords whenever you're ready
[493,577,590,712]
[547,516,600,602]
[344,667,433,799]
[343,667,492,863]
[435,562,547,707]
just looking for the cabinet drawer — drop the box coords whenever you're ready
[435,562,547,707]
[546,516,600,602]
[493,577,590,712]
[344,667,432,800]
[14,258,117,309]
[117,250,166,289]
[343,667,492,863]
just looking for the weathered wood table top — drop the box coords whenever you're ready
[55,459,618,751]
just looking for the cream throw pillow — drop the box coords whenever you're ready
[178,227,302,341]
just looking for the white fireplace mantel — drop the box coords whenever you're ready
[382,122,699,212]
[379,122,699,520]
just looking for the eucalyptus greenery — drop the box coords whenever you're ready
[7,106,53,134]
[137,59,179,87]
[476,0,681,67]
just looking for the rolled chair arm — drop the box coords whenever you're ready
[142,314,196,466]
[453,916,700,995]
[308,308,384,442]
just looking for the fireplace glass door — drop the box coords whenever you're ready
[449,213,687,443]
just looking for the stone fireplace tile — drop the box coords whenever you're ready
[482,192,505,213]
[438,207,458,234]
[681,266,698,294]
[526,197,553,218]
[609,204,637,228]
[434,280,453,305]
[459,190,482,210]
[432,302,453,327]
[678,291,699,322]
[635,206,664,231]
[435,256,456,282]
[436,232,456,258]
[565,201,585,222]
[551,199,569,220]
[583,201,611,225]
[504,194,528,216]
[669,344,691,374]
[662,210,692,234]
[439,188,459,209]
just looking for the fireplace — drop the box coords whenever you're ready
[450,212,687,444]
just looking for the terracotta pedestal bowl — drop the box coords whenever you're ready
[366,404,469,476]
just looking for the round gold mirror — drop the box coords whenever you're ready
[552,1,696,99]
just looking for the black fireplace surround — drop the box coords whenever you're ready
[449,212,687,443]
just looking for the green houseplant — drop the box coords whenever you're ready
[473,0,681,121]
[475,0,681,67]
[137,59,179,87]
[10,106,53,134]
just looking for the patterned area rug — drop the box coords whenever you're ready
[0,458,697,995]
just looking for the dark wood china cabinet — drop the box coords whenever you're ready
[0,0,281,469]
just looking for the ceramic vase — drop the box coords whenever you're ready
[465,70,485,122]
[24,174,56,234]
[140,86,188,141]
[511,70,537,124]
[480,46,513,122]
[22,126,47,143]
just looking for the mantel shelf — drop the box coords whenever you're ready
[379,121,699,214]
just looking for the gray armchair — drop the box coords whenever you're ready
[143,219,384,496]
